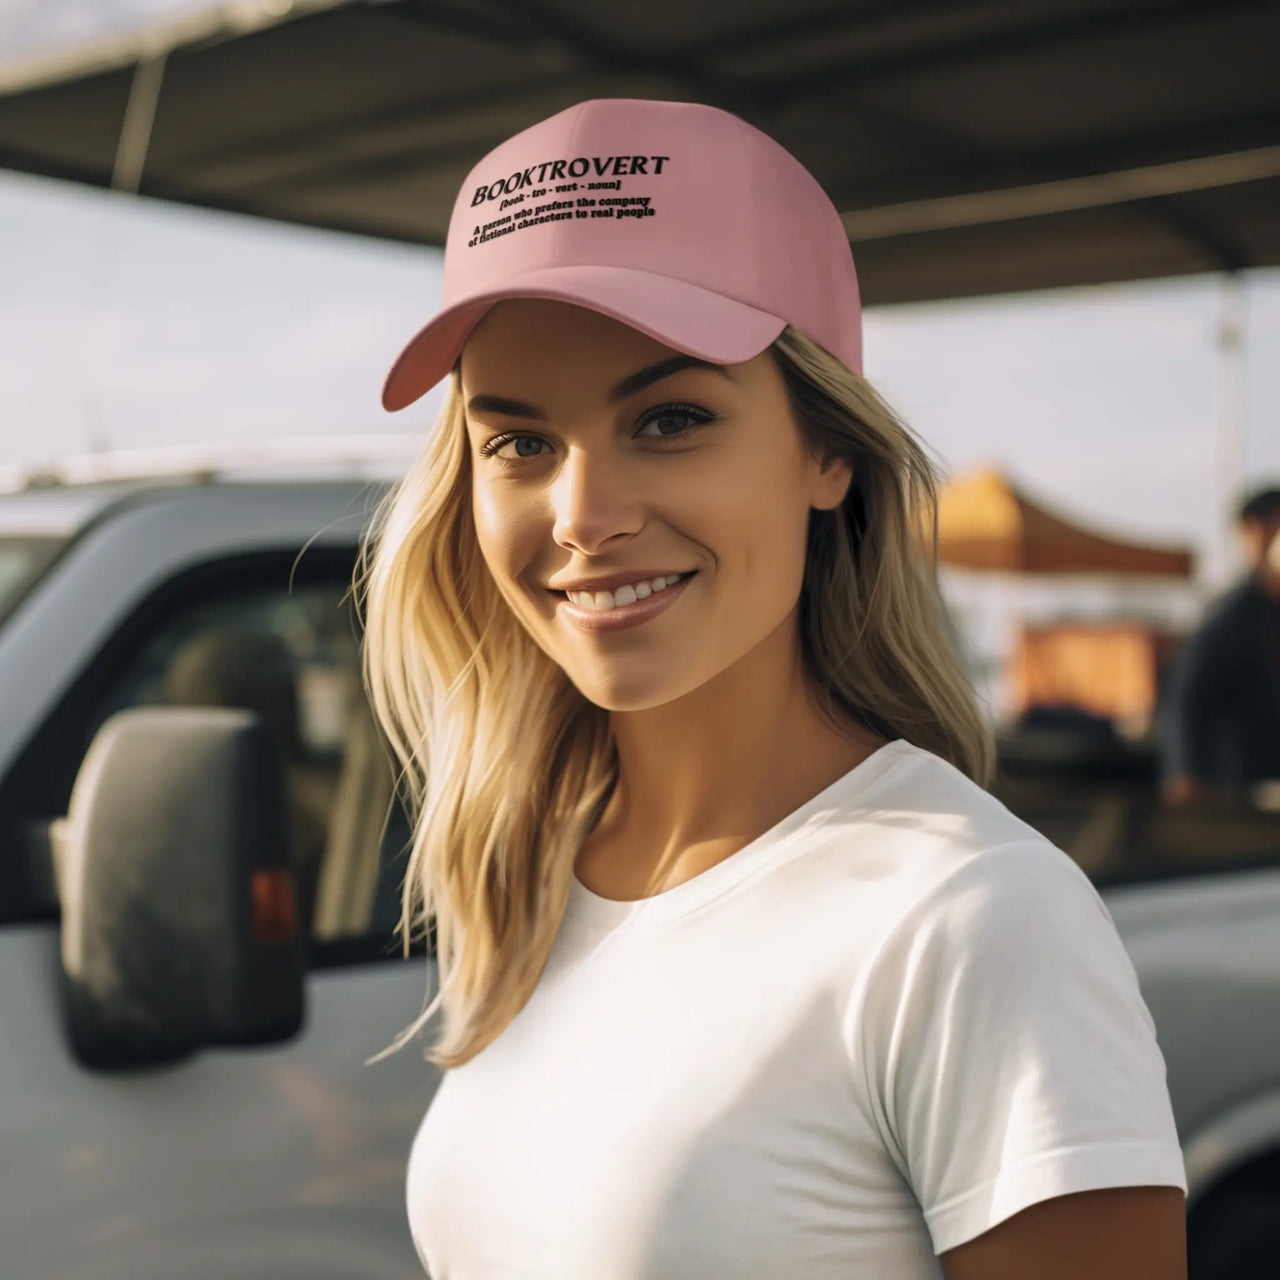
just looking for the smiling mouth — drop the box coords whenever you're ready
[548,570,697,611]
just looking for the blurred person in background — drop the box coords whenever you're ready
[1160,484,1280,805]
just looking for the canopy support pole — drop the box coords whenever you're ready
[111,51,167,194]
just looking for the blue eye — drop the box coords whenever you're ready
[478,433,548,461]
[635,403,716,441]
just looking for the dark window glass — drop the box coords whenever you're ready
[993,705,1280,889]
[1,553,413,958]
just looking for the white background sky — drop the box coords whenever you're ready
[1,0,1278,590]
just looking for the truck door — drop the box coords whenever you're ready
[0,547,439,1280]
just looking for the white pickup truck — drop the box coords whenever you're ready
[0,455,1278,1280]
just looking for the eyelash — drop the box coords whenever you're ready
[477,402,717,463]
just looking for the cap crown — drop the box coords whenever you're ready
[444,98,862,374]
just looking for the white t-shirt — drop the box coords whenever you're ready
[405,738,1186,1278]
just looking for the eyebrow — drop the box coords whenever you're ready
[465,354,734,421]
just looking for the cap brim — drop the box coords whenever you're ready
[380,264,788,412]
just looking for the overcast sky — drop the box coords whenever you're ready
[1,0,1277,589]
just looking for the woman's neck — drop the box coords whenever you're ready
[577,613,886,899]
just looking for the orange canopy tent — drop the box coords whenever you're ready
[932,469,1195,726]
[934,469,1194,578]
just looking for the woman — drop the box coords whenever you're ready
[359,99,1187,1279]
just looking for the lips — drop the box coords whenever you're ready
[553,569,697,634]
[561,571,694,612]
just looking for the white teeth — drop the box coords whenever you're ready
[564,573,689,612]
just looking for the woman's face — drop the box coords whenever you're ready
[460,299,852,711]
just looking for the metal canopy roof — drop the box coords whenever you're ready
[0,0,1277,304]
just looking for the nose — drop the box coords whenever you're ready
[550,444,643,555]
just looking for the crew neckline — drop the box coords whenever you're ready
[564,737,916,934]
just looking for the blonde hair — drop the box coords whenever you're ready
[356,323,994,1069]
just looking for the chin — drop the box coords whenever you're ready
[570,663,707,714]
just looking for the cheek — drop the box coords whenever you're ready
[696,451,812,594]
[469,483,557,634]
[471,482,537,580]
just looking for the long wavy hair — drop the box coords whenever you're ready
[355,322,995,1069]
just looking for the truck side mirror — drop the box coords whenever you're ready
[56,706,305,1069]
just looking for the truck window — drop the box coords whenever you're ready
[0,550,414,959]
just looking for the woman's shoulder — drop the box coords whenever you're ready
[806,737,1103,941]
[830,736,1052,863]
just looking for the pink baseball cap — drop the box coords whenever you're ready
[381,97,862,412]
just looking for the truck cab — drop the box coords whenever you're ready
[0,465,440,1279]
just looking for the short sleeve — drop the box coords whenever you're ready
[847,840,1188,1257]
